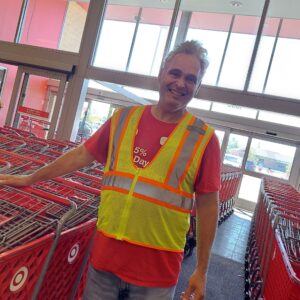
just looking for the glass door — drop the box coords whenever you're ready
[223,133,248,169]
[76,99,115,143]
[220,130,298,211]
[245,138,296,180]
[240,137,296,210]
[5,66,67,139]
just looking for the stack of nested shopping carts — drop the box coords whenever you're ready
[184,165,242,258]
[219,165,242,225]
[0,126,103,299]
[245,177,300,300]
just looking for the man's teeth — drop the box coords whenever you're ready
[170,89,185,96]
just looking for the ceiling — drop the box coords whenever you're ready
[73,0,300,19]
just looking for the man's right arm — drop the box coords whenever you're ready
[0,144,95,187]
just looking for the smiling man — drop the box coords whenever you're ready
[0,40,220,300]
[155,51,202,120]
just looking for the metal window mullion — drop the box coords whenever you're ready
[244,0,271,92]
[262,18,283,93]
[5,67,24,126]
[14,0,29,43]
[13,72,29,128]
[125,8,143,72]
[47,74,68,139]
[55,0,108,140]
[58,1,70,49]
[160,0,182,68]
[241,135,252,171]
[216,14,235,86]
[149,27,163,75]
[173,11,192,47]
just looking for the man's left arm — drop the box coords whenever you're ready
[182,191,219,300]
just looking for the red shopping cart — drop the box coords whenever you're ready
[0,185,76,299]
[0,149,45,175]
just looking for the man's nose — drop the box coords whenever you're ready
[175,77,186,88]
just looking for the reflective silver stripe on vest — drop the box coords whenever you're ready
[134,180,193,210]
[167,118,205,188]
[103,174,133,191]
[103,174,193,211]
[109,107,133,171]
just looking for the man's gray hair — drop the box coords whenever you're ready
[162,40,209,83]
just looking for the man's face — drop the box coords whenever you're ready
[158,53,202,113]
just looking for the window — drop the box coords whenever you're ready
[186,12,232,86]
[249,1,300,100]
[187,98,211,110]
[246,138,296,180]
[223,133,248,168]
[258,111,300,128]
[0,0,23,42]
[93,3,175,75]
[215,130,225,147]
[19,0,89,51]
[212,103,257,119]
[184,8,264,90]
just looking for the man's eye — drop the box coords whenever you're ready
[169,70,181,77]
[187,76,197,84]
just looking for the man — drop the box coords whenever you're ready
[0,40,220,300]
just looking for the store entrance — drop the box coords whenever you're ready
[5,66,67,139]
[214,128,298,212]
[76,99,115,143]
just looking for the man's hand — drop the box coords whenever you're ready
[181,270,206,300]
[0,144,96,187]
[0,174,33,186]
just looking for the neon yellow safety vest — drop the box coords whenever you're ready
[97,106,214,252]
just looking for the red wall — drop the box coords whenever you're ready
[0,0,67,127]
[0,0,23,42]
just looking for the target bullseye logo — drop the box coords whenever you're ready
[68,243,79,263]
[10,266,28,292]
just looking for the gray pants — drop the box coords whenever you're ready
[83,265,176,300]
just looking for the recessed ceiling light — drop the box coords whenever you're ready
[230,1,243,7]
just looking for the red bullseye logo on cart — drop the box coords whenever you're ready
[10,266,28,292]
[68,243,80,264]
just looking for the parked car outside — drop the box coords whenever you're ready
[223,154,242,168]
[245,160,256,172]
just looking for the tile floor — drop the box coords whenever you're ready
[212,208,253,263]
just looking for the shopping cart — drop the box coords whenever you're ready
[219,168,242,224]
[45,138,76,152]
[263,227,300,300]
[62,171,103,191]
[3,125,37,138]
[0,159,11,173]
[15,148,56,164]
[0,127,12,135]
[80,161,104,177]
[0,185,76,299]
[184,167,242,258]
[0,149,45,175]
[25,178,99,227]
[40,148,63,159]
[19,136,50,152]
[0,135,26,152]
[37,219,96,300]
[245,178,300,300]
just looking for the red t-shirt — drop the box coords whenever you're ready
[84,105,221,287]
